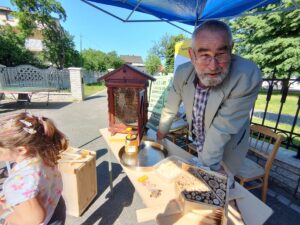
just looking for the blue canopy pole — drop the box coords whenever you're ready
[125,0,143,21]
[195,0,207,27]
[81,0,192,34]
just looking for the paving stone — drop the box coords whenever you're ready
[290,204,300,214]
[276,167,300,182]
[270,171,298,190]
[277,195,291,206]
[274,158,300,175]
[275,149,300,173]
[270,164,277,172]
[267,188,277,197]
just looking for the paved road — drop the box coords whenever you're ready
[0,91,299,225]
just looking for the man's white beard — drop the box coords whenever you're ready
[197,66,229,87]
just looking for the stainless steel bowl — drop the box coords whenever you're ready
[118,140,168,171]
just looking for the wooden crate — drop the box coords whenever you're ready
[58,148,97,217]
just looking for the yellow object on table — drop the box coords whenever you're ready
[138,175,149,183]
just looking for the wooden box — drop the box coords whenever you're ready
[58,148,97,217]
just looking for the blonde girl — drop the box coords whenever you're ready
[0,113,68,225]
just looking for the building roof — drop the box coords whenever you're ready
[0,6,12,12]
[120,55,144,64]
[98,64,155,82]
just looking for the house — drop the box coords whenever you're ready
[0,6,17,26]
[0,6,44,52]
[120,55,145,72]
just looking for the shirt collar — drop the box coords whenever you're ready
[193,73,198,88]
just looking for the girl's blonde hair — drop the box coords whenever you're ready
[0,113,68,166]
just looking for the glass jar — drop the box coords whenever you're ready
[125,134,138,155]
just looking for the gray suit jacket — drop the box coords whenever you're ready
[158,55,262,174]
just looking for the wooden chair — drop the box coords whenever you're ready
[187,142,197,155]
[236,125,283,202]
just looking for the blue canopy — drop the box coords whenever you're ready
[82,0,285,27]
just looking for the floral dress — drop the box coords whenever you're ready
[3,157,62,225]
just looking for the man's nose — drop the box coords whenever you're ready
[207,57,218,70]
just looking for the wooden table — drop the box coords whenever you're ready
[100,128,273,225]
[0,86,57,106]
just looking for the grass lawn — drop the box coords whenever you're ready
[84,82,106,97]
[253,91,299,132]
[253,92,300,151]
[253,92,300,130]
[254,92,299,116]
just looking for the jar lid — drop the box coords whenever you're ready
[126,134,137,141]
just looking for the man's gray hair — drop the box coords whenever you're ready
[192,20,233,45]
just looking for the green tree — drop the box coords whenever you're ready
[149,34,171,59]
[105,51,124,69]
[10,0,66,37]
[10,0,80,68]
[81,49,106,71]
[81,49,124,71]
[149,34,187,73]
[230,0,300,77]
[81,49,124,72]
[145,54,161,75]
[165,34,187,73]
[0,26,40,66]
[42,26,81,69]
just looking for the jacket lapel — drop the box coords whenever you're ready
[184,70,196,127]
[205,87,224,131]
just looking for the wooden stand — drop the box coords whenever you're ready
[98,64,155,138]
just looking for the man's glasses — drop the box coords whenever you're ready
[193,50,230,65]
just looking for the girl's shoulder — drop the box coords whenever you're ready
[5,157,59,188]
[3,157,62,208]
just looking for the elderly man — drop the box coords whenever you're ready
[157,20,262,175]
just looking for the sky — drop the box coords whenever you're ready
[3,0,194,61]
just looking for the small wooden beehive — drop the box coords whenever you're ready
[98,64,155,142]
[58,148,97,217]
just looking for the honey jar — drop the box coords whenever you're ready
[125,128,138,155]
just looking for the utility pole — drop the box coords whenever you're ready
[80,34,83,67]
[80,34,82,53]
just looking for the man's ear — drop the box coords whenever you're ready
[15,146,29,156]
[188,48,195,62]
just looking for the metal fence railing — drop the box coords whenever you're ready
[250,69,300,159]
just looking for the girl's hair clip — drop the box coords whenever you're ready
[23,127,37,134]
[20,119,32,127]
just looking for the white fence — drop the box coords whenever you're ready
[0,65,70,90]
[82,70,106,84]
[0,65,106,92]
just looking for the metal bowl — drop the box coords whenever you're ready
[118,140,168,171]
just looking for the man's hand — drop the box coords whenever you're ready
[156,130,167,142]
